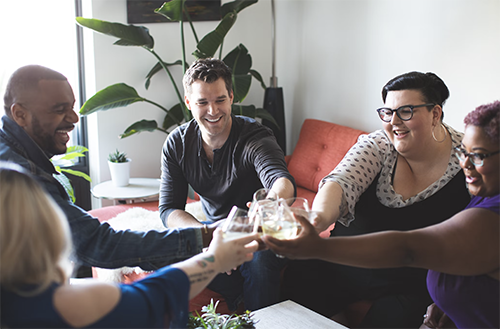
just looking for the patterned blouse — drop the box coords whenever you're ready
[321,123,465,226]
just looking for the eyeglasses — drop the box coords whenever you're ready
[376,104,435,122]
[454,146,500,167]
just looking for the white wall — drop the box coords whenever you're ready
[83,0,272,207]
[83,0,271,207]
[83,0,499,208]
[275,0,500,149]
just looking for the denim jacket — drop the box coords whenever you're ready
[0,116,203,271]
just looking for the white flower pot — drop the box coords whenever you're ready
[108,159,131,187]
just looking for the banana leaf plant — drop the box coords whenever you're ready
[77,0,276,139]
[51,145,91,202]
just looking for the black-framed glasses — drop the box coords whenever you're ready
[454,146,500,167]
[376,104,435,122]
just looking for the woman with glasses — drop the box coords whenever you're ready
[281,72,472,328]
[266,102,499,329]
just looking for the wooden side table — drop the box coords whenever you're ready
[91,178,161,204]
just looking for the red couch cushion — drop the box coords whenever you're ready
[288,119,366,194]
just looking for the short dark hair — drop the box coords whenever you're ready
[382,72,449,120]
[3,65,67,118]
[464,100,500,142]
[183,58,232,96]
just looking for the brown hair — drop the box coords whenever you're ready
[183,58,233,96]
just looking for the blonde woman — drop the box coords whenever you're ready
[0,163,259,328]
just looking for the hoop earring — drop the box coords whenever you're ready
[432,123,447,143]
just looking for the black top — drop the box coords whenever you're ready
[159,115,295,224]
[331,171,471,293]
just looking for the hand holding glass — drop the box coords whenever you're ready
[260,199,299,240]
[222,206,258,241]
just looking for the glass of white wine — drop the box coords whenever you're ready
[284,197,317,232]
[248,188,278,221]
[222,206,258,241]
[261,199,299,240]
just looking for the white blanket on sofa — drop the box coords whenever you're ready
[94,201,205,282]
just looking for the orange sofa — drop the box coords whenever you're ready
[88,119,369,325]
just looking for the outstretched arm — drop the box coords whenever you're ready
[173,228,259,298]
[263,207,499,276]
[311,181,347,232]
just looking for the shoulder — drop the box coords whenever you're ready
[164,120,199,149]
[233,115,273,137]
[54,281,120,327]
[444,123,463,147]
[467,194,500,214]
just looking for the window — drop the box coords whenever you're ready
[0,0,84,147]
[0,0,90,210]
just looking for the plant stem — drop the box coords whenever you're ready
[143,99,182,126]
[146,48,190,122]
[185,4,199,44]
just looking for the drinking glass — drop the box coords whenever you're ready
[261,199,299,240]
[284,197,318,233]
[248,188,278,221]
[221,206,258,241]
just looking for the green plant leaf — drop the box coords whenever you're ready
[59,168,92,182]
[193,12,237,59]
[162,103,189,131]
[145,60,183,90]
[255,107,279,127]
[154,0,184,21]
[224,44,251,74]
[221,0,258,17]
[53,145,88,163]
[119,119,159,138]
[53,172,76,203]
[232,74,252,104]
[249,69,267,89]
[76,17,154,49]
[80,83,146,116]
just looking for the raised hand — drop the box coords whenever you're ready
[262,212,325,259]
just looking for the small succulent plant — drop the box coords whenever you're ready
[108,149,128,163]
[188,299,256,329]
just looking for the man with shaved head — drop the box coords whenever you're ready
[0,65,215,271]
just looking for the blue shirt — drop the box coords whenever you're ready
[0,115,203,270]
[1,266,190,328]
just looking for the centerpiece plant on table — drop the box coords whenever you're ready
[76,0,276,139]
[188,299,257,329]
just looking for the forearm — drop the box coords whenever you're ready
[167,209,204,228]
[318,231,414,268]
[270,177,295,200]
[172,251,220,299]
[311,181,345,231]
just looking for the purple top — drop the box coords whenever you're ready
[427,194,500,329]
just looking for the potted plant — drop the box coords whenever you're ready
[108,149,131,187]
[188,299,256,329]
[76,0,277,139]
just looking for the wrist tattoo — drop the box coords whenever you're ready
[189,269,215,284]
[196,255,215,268]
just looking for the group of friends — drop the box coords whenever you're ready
[0,59,498,329]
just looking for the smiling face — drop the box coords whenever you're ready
[382,90,440,156]
[12,79,78,155]
[185,77,234,148]
[460,125,499,197]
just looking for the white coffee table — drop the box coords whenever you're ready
[91,178,161,204]
[253,300,348,328]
